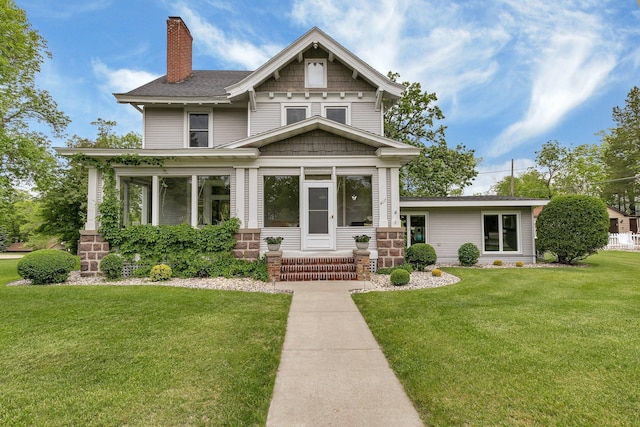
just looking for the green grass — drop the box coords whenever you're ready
[0,260,291,426]
[353,251,640,426]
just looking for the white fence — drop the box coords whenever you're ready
[605,232,640,250]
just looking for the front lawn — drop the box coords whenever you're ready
[353,251,640,426]
[0,262,291,426]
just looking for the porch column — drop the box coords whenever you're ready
[191,175,198,226]
[152,176,159,225]
[377,167,388,227]
[390,167,401,227]
[248,167,258,228]
[235,168,246,227]
[85,167,99,230]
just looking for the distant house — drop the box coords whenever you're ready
[7,242,31,253]
[58,17,548,278]
[607,206,638,233]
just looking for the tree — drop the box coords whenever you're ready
[492,169,549,198]
[384,72,478,196]
[0,1,70,193]
[536,195,609,264]
[37,119,142,253]
[601,86,640,215]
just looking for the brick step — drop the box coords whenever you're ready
[280,271,358,281]
[280,257,358,281]
[281,264,356,273]
[281,256,355,265]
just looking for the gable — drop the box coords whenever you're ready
[256,47,376,93]
[260,129,377,156]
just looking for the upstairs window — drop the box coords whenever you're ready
[283,105,309,125]
[305,59,326,88]
[188,113,209,147]
[323,105,350,125]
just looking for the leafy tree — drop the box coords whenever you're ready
[37,119,142,253]
[601,86,640,215]
[384,72,478,196]
[0,0,69,193]
[492,169,549,198]
[0,226,7,252]
[536,195,609,264]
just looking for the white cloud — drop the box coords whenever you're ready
[91,60,161,94]
[176,5,282,69]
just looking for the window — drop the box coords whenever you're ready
[121,176,152,227]
[283,105,309,125]
[264,176,299,227]
[337,176,372,226]
[323,105,350,125]
[305,59,326,88]
[197,176,230,226]
[188,113,209,147]
[483,212,520,252]
[401,214,427,246]
[159,177,192,225]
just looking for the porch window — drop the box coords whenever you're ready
[337,176,372,226]
[188,113,209,147]
[197,176,230,226]
[159,177,192,225]
[483,212,519,252]
[121,176,152,227]
[305,59,326,88]
[264,176,299,227]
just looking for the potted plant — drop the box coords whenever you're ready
[353,234,371,250]
[264,236,284,251]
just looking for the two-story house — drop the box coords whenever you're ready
[60,17,547,278]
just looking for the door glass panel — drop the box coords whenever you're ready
[308,187,328,234]
[502,214,518,251]
[484,214,499,251]
[410,216,426,245]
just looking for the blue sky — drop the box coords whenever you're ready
[17,0,640,194]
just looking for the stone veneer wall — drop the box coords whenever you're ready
[266,251,282,282]
[79,230,109,277]
[376,227,406,268]
[353,249,370,281]
[233,229,261,260]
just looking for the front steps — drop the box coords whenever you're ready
[280,256,357,281]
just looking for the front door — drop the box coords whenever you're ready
[302,181,335,250]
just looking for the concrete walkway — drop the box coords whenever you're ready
[266,281,423,426]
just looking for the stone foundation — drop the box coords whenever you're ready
[353,249,370,281]
[233,229,261,260]
[376,227,406,268]
[79,230,109,277]
[266,251,282,282]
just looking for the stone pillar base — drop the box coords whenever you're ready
[353,249,370,281]
[266,251,282,282]
[233,229,261,260]
[78,230,109,277]
[376,227,406,268]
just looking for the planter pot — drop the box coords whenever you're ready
[355,241,369,250]
[267,243,281,251]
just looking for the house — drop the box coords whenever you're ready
[606,206,638,234]
[58,17,546,278]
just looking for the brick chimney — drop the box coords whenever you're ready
[166,16,193,83]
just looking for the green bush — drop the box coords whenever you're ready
[493,260,503,266]
[17,249,77,285]
[390,269,410,286]
[150,264,172,282]
[405,243,437,270]
[376,263,414,275]
[536,195,609,264]
[100,253,124,280]
[458,242,480,266]
[431,268,442,277]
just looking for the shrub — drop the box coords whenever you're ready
[17,249,76,285]
[458,242,480,266]
[516,261,524,267]
[100,253,124,280]
[150,264,172,282]
[390,269,410,286]
[536,195,609,264]
[431,268,442,277]
[493,260,503,266]
[405,243,437,270]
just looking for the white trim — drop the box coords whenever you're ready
[305,58,327,88]
[86,168,98,230]
[152,176,159,226]
[184,108,213,148]
[191,175,198,226]
[401,212,429,247]
[481,211,522,254]
[235,168,245,227]
[248,168,258,228]
[321,103,351,125]
[390,167,401,227]
[401,199,550,208]
[281,103,311,126]
[377,167,388,227]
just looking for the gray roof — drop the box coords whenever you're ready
[400,196,548,202]
[116,70,252,98]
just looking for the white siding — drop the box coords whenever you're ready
[311,102,321,117]
[213,109,247,145]
[407,207,536,264]
[251,103,280,135]
[351,102,381,135]
[144,108,183,149]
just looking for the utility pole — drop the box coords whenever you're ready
[510,159,514,197]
